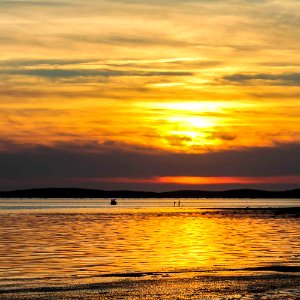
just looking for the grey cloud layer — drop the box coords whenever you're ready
[0,59,97,67]
[0,142,299,181]
[0,69,193,78]
[222,73,300,86]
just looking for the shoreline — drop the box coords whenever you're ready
[0,269,299,300]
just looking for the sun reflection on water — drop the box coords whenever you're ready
[0,209,299,281]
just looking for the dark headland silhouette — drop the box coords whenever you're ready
[0,188,299,198]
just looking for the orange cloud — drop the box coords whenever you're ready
[157,176,300,185]
[75,176,300,185]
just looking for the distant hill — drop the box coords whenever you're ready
[0,188,299,198]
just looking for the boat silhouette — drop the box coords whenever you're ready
[110,198,117,205]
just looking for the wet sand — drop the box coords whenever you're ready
[1,269,299,300]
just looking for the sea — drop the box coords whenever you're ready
[0,198,299,287]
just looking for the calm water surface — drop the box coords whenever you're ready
[0,197,299,209]
[0,198,299,283]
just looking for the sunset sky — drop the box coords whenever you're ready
[0,0,300,191]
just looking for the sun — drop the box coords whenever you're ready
[164,115,218,147]
[147,101,225,151]
[134,100,252,153]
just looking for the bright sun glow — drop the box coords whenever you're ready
[138,101,228,150]
[148,101,226,112]
[164,116,219,147]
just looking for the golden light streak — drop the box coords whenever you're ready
[74,176,300,185]
[157,176,300,185]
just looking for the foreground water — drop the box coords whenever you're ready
[0,198,299,285]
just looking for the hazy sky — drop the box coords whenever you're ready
[0,0,300,191]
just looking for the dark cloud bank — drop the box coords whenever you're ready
[0,68,192,78]
[222,73,300,86]
[0,142,299,191]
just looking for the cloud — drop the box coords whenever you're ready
[0,0,66,7]
[0,141,299,182]
[0,59,97,67]
[0,68,193,78]
[0,57,221,71]
[210,132,236,141]
[66,34,196,48]
[222,73,300,86]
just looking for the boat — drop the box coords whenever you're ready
[110,198,117,205]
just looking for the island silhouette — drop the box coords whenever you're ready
[0,188,299,199]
